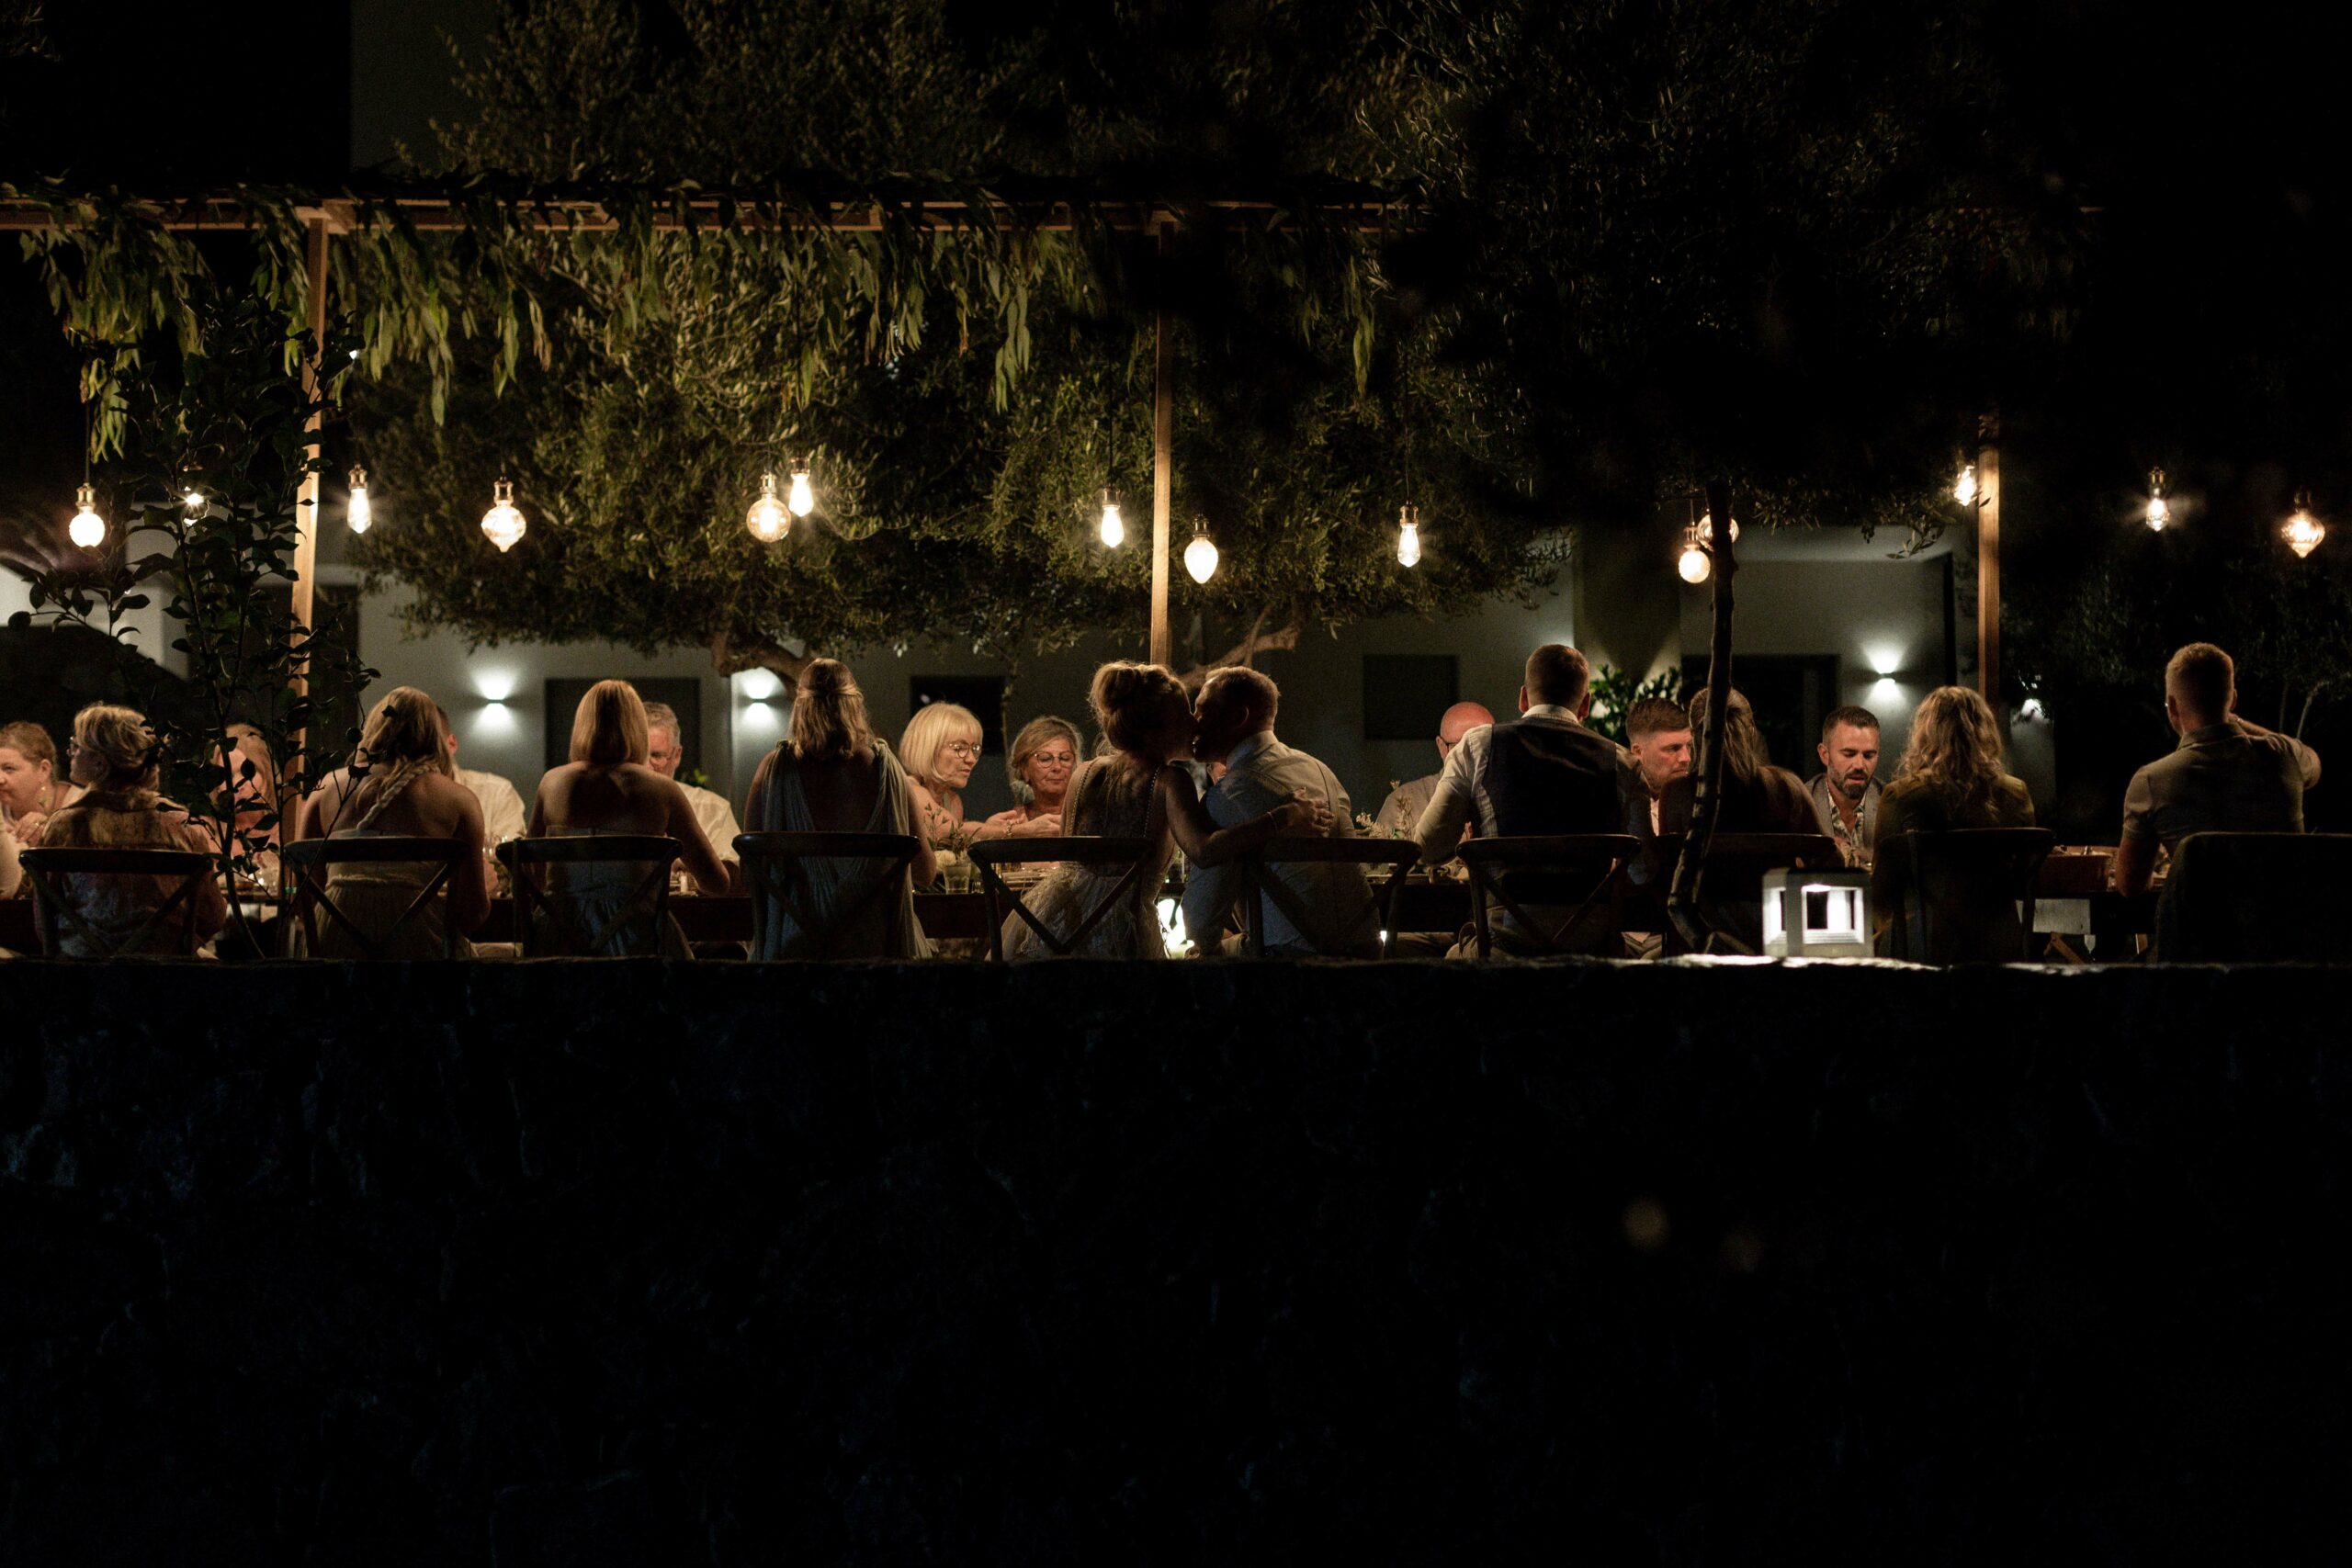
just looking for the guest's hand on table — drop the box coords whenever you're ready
[1004,813,1062,839]
[9,810,48,848]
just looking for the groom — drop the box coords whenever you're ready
[1182,667,1378,957]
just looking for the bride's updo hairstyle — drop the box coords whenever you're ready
[1089,660,1189,763]
[790,658,874,761]
[357,686,451,773]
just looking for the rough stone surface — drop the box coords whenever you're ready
[4,958,2350,1562]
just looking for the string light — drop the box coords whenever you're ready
[1396,502,1422,568]
[2143,468,2169,531]
[1099,487,1125,547]
[68,482,106,548]
[1699,508,1740,545]
[747,472,788,542]
[346,467,373,534]
[1676,521,1712,585]
[2283,489,2325,558]
[181,483,209,521]
[1183,518,1219,584]
[786,462,815,518]
[1953,462,1978,507]
[481,477,526,552]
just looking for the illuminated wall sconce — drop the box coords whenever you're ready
[1761,869,1874,958]
[474,671,518,705]
[739,669,783,703]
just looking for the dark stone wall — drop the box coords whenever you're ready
[5,959,2351,1562]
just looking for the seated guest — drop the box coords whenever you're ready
[1625,695,1693,835]
[1,720,86,847]
[1183,667,1378,957]
[1807,705,1884,864]
[213,723,283,889]
[741,659,934,959]
[434,704,528,845]
[987,716,1083,829]
[300,688,492,956]
[2112,642,2323,897]
[1657,688,1818,837]
[34,704,229,958]
[1007,661,1327,961]
[1374,701,1495,833]
[643,700,743,883]
[1414,644,1645,955]
[1872,684,2038,958]
[903,702,1060,849]
[527,680,729,955]
[1,809,17,898]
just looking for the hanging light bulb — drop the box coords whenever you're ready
[181,483,209,521]
[786,462,815,518]
[1183,518,1219,584]
[1099,487,1125,547]
[68,483,107,549]
[1952,463,1978,507]
[481,477,526,552]
[2283,489,2326,559]
[1676,521,1712,585]
[746,472,789,542]
[1699,508,1740,545]
[1396,502,1422,568]
[2143,468,2169,531]
[346,467,373,534]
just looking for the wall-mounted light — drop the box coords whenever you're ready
[474,671,518,705]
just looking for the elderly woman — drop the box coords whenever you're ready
[31,704,229,958]
[300,687,493,956]
[986,715,1083,831]
[1,720,86,847]
[902,702,1061,848]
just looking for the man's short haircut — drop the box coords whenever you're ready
[1625,696,1690,742]
[641,701,682,739]
[1821,705,1881,742]
[1524,644,1590,707]
[2166,642,2233,721]
[1203,665,1279,728]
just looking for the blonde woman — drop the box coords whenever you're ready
[742,658,935,958]
[300,687,492,954]
[901,702,1060,847]
[0,719,86,847]
[34,704,229,958]
[986,715,1083,829]
[1872,684,2037,955]
[519,679,729,951]
[213,723,282,889]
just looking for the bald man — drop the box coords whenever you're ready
[1374,700,1496,834]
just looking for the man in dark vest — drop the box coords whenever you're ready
[1412,644,1644,955]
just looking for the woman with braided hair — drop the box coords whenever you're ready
[298,686,493,955]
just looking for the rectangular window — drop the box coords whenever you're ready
[1362,655,1458,741]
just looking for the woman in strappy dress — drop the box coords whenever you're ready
[741,659,935,959]
[526,681,730,956]
[1002,661,1329,960]
[298,687,492,957]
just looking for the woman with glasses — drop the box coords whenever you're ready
[986,715,1083,831]
[901,702,1062,850]
[0,720,86,848]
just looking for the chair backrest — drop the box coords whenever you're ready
[1878,828,2055,964]
[734,831,920,959]
[970,836,1159,960]
[499,834,680,957]
[284,836,469,960]
[17,846,217,961]
[1645,832,1845,955]
[2154,831,2352,963]
[1239,838,1423,957]
[1455,834,1644,957]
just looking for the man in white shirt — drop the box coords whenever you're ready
[643,701,742,872]
[1374,700,1495,833]
[434,704,528,844]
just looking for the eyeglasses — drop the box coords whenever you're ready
[943,740,982,760]
[1027,751,1076,768]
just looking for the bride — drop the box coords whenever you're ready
[1003,660,1328,960]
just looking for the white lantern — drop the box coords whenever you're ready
[68,483,106,548]
[1396,502,1422,568]
[1761,869,1874,957]
[347,467,373,534]
[181,486,209,521]
[2143,467,2169,532]
[2284,490,2325,559]
[1099,487,1125,547]
[1952,463,1978,507]
[786,463,815,518]
[1183,519,1219,584]
[746,472,788,542]
[481,477,526,552]
[1676,521,1711,584]
[1699,508,1740,544]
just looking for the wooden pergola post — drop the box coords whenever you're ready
[1149,219,1174,669]
[1974,411,2000,706]
[288,215,329,781]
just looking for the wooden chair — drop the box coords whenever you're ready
[17,847,218,961]
[1877,828,2056,964]
[1647,832,1845,955]
[734,831,922,959]
[1456,834,1645,958]
[971,836,1159,961]
[2152,831,2352,963]
[1238,839,1423,957]
[283,837,469,959]
[499,835,681,957]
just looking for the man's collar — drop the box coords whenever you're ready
[2182,720,2239,748]
[1521,704,1579,723]
[1223,729,1277,769]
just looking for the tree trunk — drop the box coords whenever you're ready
[1667,479,1736,953]
[707,630,815,682]
[1177,604,1304,688]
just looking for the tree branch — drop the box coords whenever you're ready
[707,628,816,682]
[1178,604,1304,688]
